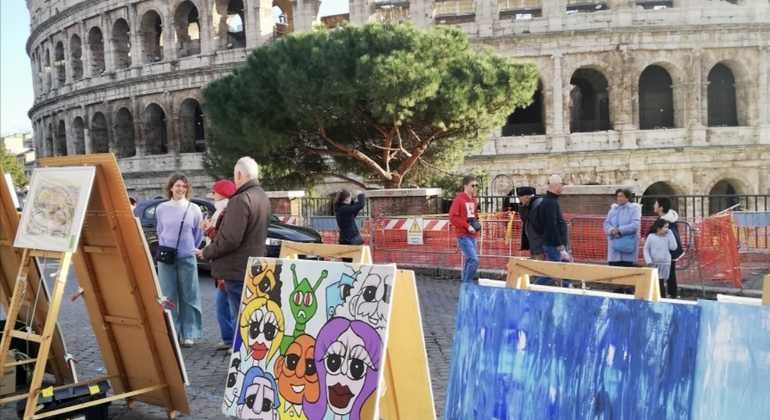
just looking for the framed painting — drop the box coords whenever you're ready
[14,166,96,253]
[222,257,396,420]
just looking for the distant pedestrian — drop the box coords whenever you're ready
[533,174,572,287]
[334,189,366,245]
[129,196,137,211]
[449,175,480,284]
[199,179,237,351]
[644,218,678,296]
[653,197,684,298]
[197,157,271,321]
[516,187,545,260]
[156,174,203,347]
[603,188,642,267]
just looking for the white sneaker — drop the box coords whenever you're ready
[182,339,194,348]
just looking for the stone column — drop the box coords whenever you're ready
[100,13,115,73]
[348,0,370,25]
[132,98,146,157]
[198,5,213,55]
[411,0,435,30]
[162,2,175,62]
[294,0,321,32]
[128,5,141,68]
[213,0,228,50]
[544,0,565,30]
[248,0,274,48]
[758,46,769,126]
[550,54,567,152]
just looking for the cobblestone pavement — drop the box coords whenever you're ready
[1,264,460,419]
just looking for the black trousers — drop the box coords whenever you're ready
[666,260,678,298]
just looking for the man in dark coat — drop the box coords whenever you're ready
[516,187,545,260]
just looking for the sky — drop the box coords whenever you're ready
[0,0,349,137]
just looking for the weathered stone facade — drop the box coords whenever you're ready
[26,0,770,202]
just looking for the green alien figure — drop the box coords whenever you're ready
[280,263,328,354]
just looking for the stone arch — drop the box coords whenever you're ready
[174,1,201,57]
[54,41,66,85]
[502,79,545,136]
[45,122,54,157]
[140,10,164,64]
[569,67,610,133]
[706,178,746,215]
[113,18,131,69]
[213,0,246,49]
[88,26,105,75]
[143,103,168,155]
[178,98,206,153]
[640,181,686,217]
[272,0,294,37]
[115,108,137,158]
[56,120,68,156]
[70,34,83,80]
[72,117,86,154]
[702,172,752,197]
[638,65,675,129]
[707,63,739,127]
[91,112,109,153]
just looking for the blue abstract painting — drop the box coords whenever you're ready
[691,300,770,420]
[444,284,700,420]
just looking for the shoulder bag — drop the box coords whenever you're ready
[156,202,192,265]
[610,209,636,254]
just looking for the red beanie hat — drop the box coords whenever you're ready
[212,180,236,198]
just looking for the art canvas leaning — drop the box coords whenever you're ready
[14,166,96,253]
[222,257,396,420]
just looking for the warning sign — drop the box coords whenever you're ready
[407,218,424,245]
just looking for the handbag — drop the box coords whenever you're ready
[610,210,636,253]
[468,217,482,232]
[155,203,191,265]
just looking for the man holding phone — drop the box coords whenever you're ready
[449,175,481,284]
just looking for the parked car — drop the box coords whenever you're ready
[133,197,323,269]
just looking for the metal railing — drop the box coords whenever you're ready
[638,195,770,218]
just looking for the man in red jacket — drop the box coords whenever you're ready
[449,175,481,284]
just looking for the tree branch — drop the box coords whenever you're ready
[313,116,392,182]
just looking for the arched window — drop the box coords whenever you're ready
[213,0,246,49]
[140,11,164,64]
[178,98,206,153]
[70,35,83,80]
[72,117,86,154]
[641,182,678,217]
[56,120,68,156]
[88,27,105,75]
[175,1,201,57]
[502,81,545,136]
[569,68,610,133]
[708,180,739,215]
[638,65,674,129]
[143,104,168,155]
[91,112,109,153]
[115,108,136,158]
[113,19,131,69]
[707,63,738,127]
[54,41,66,84]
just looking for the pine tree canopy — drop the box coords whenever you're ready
[202,22,539,189]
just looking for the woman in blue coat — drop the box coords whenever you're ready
[603,188,642,267]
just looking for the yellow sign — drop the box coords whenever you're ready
[407,218,424,245]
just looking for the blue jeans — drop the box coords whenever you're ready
[216,287,235,345]
[223,279,244,321]
[158,256,202,340]
[457,236,479,284]
[533,245,573,287]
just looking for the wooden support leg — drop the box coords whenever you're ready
[0,249,32,380]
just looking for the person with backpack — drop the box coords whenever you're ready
[653,197,684,298]
[516,187,545,260]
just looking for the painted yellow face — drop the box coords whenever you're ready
[244,258,279,303]
[239,297,284,364]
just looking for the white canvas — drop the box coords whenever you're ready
[14,167,96,253]
[222,257,396,420]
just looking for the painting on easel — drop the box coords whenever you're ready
[14,166,95,253]
[222,257,396,420]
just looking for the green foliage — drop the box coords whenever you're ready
[0,148,29,189]
[202,22,539,189]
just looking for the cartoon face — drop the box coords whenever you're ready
[236,367,279,420]
[347,273,392,329]
[224,358,243,409]
[244,259,282,303]
[240,297,284,363]
[275,334,319,406]
[304,318,382,420]
[326,272,356,320]
[289,264,327,325]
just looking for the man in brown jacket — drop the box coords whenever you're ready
[197,156,271,319]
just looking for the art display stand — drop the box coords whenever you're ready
[505,257,661,301]
[278,242,436,419]
[0,155,189,419]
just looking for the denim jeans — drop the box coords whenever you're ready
[216,287,235,345]
[223,279,245,321]
[158,255,202,340]
[456,236,479,284]
[532,245,572,287]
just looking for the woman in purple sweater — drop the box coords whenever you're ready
[156,174,203,347]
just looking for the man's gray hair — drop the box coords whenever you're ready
[548,174,564,185]
[235,156,259,179]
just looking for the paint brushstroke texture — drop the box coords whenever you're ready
[691,300,770,420]
[444,284,699,420]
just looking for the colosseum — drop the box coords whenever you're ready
[25,0,770,206]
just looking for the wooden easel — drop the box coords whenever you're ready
[278,242,436,419]
[0,249,74,417]
[505,257,661,301]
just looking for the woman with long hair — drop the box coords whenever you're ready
[334,190,366,245]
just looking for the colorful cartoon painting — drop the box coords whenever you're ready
[444,283,700,419]
[223,258,396,420]
[14,166,96,253]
